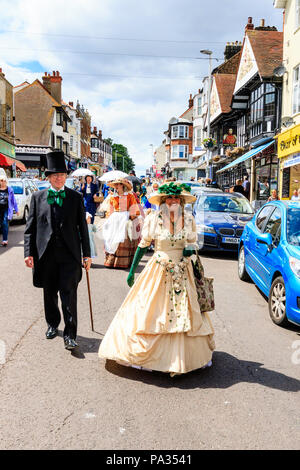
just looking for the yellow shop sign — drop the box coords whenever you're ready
[277,124,300,158]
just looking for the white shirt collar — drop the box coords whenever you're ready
[50,185,65,192]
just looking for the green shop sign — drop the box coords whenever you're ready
[0,138,15,158]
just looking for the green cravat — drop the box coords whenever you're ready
[47,189,66,207]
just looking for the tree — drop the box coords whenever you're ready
[110,142,135,174]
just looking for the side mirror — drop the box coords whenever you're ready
[256,232,273,249]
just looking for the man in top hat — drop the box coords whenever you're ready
[24,150,92,350]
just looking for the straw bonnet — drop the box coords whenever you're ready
[148,182,196,205]
[107,178,133,191]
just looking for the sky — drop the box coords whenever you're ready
[0,0,283,175]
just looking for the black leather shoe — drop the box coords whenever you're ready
[46,326,58,339]
[64,337,78,350]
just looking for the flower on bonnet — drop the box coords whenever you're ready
[158,182,192,196]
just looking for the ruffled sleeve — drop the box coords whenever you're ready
[138,210,157,248]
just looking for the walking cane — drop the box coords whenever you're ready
[86,269,94,332]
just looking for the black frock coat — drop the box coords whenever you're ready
[24,187,91,287]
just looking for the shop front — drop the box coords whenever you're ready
[16,145,52,178]
[0,137,22,177]
[216,140,277,203]
[277,124,300,200]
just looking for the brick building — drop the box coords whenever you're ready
[0,68,22,176]
[164,94,195,180]
[14,71,71,176]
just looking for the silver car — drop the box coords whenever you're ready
[8,178,36,223]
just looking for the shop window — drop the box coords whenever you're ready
[293,65,300,115]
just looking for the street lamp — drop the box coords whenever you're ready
[200,49,213,179]
[149,144,154,175]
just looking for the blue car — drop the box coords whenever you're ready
[193,191,254,251]
[238,201,300,327]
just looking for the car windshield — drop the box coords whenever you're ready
[287,207,300,246]
[37,182,50,190]
[8,181,23,194]
[195,194,253,214]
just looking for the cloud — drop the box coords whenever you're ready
[0,0,283,173]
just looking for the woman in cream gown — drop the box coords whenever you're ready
[98,183,215,376]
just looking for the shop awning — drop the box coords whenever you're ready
[0,153,27,172]
[217,140,274,174]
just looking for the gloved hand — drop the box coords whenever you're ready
[183,247,196,257]
[127,246,148,287]
[127,272,135,287]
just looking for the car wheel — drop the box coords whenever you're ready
[268,276,289,326]
[238,245,250,281]
[22,206,29,224]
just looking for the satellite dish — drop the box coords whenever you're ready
[273,65,287,78]
[282,116,295,127]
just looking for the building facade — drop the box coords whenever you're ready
[76,101,91,169]
[0,68,17,177]
[63,101,81,171]
[14,72,71,176]
[215,17,283,203]
[164,95,196,180]
[274,0,300,199]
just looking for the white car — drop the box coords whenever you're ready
[8,178,36,223]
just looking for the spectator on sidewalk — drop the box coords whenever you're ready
[0,172,19,247]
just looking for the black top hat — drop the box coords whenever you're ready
[45,150,69,176]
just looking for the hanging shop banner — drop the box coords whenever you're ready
[0,138,15,158]
[277,124,300,159]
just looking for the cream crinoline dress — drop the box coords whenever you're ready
[98,210,215,375]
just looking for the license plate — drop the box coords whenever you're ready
[222,237,239,244]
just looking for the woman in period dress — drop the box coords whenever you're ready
[101,178,141,269]
[80,175,99,223]
[98,182,215,376]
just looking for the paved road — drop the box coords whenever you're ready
[0,223,299,450]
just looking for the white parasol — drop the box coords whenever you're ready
[71,168,94,177]
[99,170,129,182]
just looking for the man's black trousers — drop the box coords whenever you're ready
[40,242,82,340]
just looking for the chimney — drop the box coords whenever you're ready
[189,93,193,108]
[224,41,242,61]
[99,129,102,140]
[255,18,277,31]
[245,16,254,32]
[68,101,73,107]
[93,126,97,135]
[42,71,62,104]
